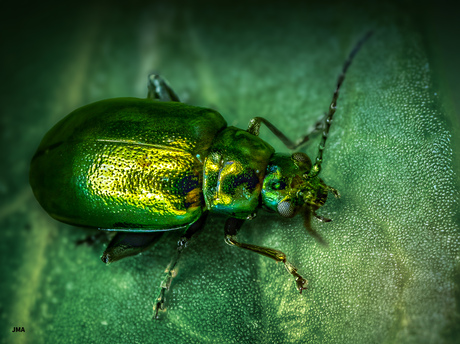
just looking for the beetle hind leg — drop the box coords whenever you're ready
[154,212,208,319]
[101,232,164,264]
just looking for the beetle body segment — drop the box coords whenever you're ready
[30,98,227,231]
[203,126,274,219]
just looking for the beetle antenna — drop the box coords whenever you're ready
[307,31,373,179]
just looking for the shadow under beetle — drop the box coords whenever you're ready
[29,33,371,319]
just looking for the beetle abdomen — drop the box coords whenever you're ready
[30,98,227,231]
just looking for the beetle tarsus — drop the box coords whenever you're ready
[152,213,209,319]
[153,260,177,319]
[296,276,308,294]
[283,260,308,293]
[101,253,111,265]
[153,285,167,320]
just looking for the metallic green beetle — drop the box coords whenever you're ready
[30,34,370,318]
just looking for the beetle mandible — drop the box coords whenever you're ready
[29,33,371,318]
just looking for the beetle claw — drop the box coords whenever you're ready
[284,260,308,294]
[296,276,308,294]
[101,251,115,265]
[153,297,165,320]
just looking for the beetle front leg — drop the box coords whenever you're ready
[154,212,209,319]
[224,218,308,293]
[247,115,325,150]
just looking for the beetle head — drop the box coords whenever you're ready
[261,152,331,218]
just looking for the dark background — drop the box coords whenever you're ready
[1,1,459,343]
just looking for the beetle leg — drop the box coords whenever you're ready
[101,232,164,264]
[302,208,328,246]
[247,115,324,150]
[154,211,209,320]
[224,217,308,293]
[147,74,181,102]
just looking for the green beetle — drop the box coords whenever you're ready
[30,33,370,318]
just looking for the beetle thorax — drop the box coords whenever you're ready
[202,127,275,219]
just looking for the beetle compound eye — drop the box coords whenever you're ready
[292,152,309,162]
[277,201,296,218]
[292,152,312,171]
